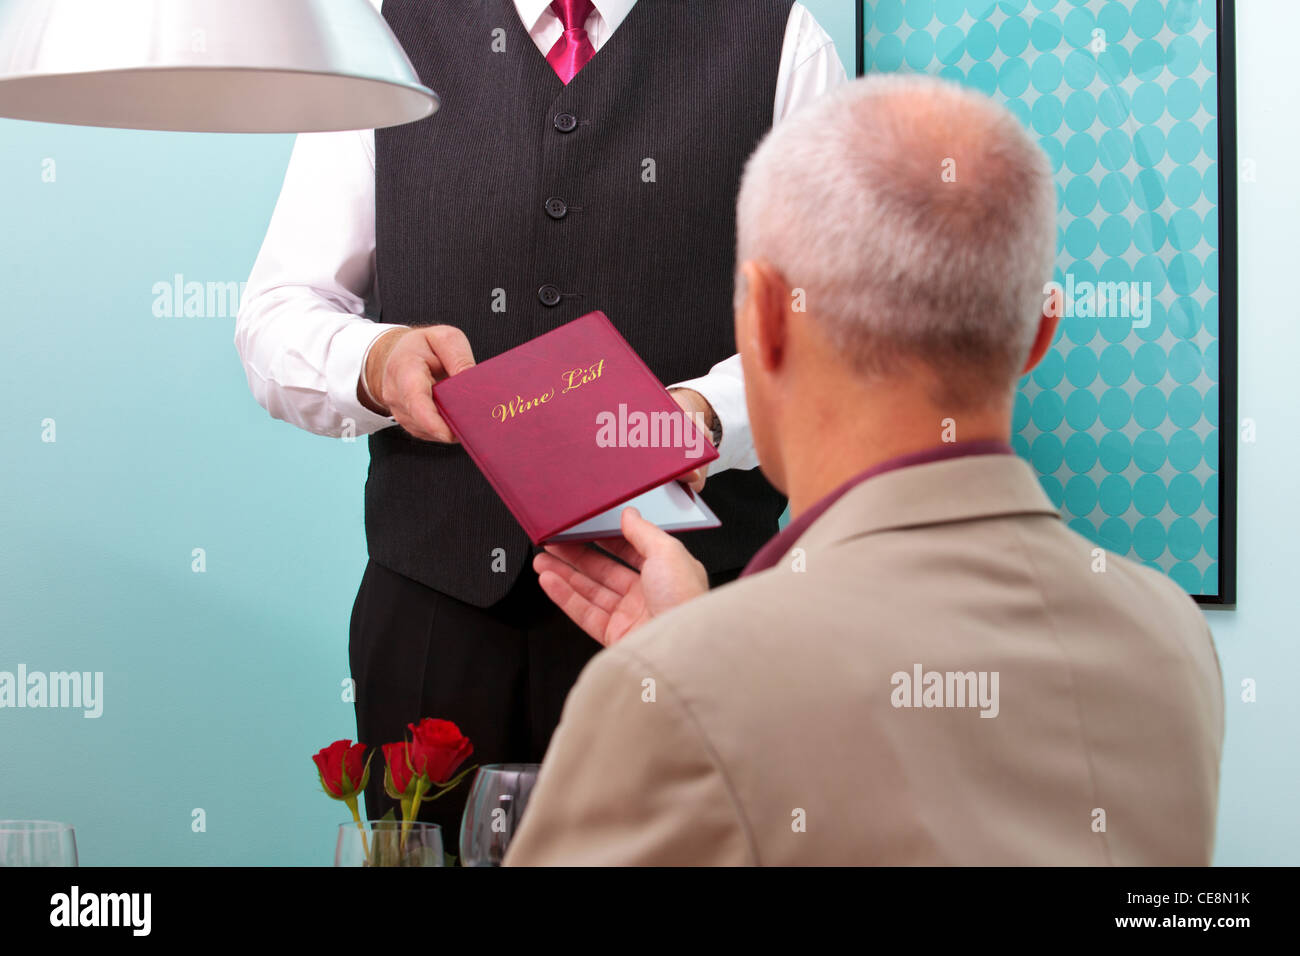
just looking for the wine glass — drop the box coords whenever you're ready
[0,821,78,866]
[459,764,539,866]
[335,820,444,867]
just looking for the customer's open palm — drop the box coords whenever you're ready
[533,506,710,646]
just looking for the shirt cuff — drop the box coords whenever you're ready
[670,371,758,474]
[324,321,406,435]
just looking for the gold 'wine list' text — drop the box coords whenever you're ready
[490,359,606,424]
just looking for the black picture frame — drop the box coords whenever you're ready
[854,0,1238,606]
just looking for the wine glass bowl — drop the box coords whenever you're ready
[459,763,540,867]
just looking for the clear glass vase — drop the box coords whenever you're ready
[335,820,444,867]
[0,821,78,867]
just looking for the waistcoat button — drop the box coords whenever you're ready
[538,285,562,307]
[545,197,568,219]
[554,112,578,132]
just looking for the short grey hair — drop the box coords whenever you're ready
[735,73,1058,407]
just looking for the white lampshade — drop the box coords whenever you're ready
[0,0,438,132]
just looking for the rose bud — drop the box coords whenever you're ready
[382,740,418,800]
[313,739,370,800]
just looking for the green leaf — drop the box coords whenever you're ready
[382,762,401,801]
[358,749,376,794]
[426,763,478,801]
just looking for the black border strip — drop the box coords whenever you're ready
[1211,0,1238,607]
[853,1,1239,606]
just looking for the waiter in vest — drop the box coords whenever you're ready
[235,0,845,851]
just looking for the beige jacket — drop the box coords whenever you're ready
[505,454,1225,865]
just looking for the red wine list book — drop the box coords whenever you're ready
[431,311,721,545]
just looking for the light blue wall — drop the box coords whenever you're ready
[805,0,858,74]
[0,125,368,864]
[0,1,1293,865]
[1190,0,1300,866]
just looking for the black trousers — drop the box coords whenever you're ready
[348,557,738,859]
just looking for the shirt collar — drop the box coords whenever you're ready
[741,440,1019,578]
[514,0,635,32]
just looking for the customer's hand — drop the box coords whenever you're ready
[360,326,476,442]
[534,507,709,646]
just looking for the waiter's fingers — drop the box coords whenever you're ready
[389,362,456,442]
[385,325,475,442]
[420,325,477,380]
[677,468,707,493]
[536,569,611,644]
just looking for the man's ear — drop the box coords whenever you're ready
[1021,290,1062,374]
[739,259,788,375]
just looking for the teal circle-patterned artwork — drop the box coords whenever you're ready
[862,0,1225,598]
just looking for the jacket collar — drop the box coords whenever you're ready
[784,453,1062,562]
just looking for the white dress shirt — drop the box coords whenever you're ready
[234,0,846,473]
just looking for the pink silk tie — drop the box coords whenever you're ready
[546,0,597,84]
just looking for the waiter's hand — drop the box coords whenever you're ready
[360,326,476,442]
[534,507,709,647]
[669,388,716,492]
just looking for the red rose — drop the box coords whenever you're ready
[407,719,473,785]
[383,740,417,799]
[313,739,370,799]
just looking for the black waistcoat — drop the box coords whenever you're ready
[371,0,794,606]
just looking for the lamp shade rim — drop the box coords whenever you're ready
[0,67,439,132]
[0,0,441,132]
